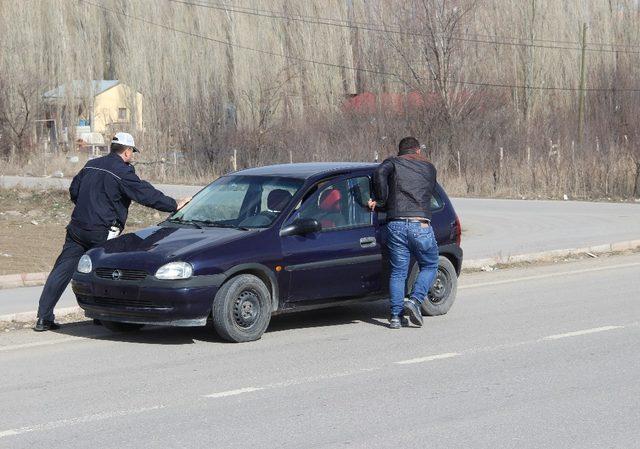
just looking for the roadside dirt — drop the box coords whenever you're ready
[0,188,166,275]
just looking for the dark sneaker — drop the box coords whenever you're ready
[403,298,424,327]
[389,315,409,329]
[33,319,61,332]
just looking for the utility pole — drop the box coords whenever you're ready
[347,0,364,94]
[524,0,536,126]
[577,22,588,144]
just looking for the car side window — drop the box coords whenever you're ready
[292,176,373,231]
[430,191,444,211]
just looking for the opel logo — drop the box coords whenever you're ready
[111,269,122,281]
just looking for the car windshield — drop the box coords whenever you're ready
[168,175,304,229]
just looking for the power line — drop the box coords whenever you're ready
[80,0,398,77]
[79,0,640,93]
[199,0,640,50]
[169,0,640,55]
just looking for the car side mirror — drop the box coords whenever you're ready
[280,218,322,237]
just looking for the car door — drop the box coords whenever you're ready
[281,175,383,303]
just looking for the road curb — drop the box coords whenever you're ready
[1,238,639,323]
[461,239,640,270]
[0,272,49,289]
[0,306,81,324]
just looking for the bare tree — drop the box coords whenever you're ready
[0,0,640,198]
[0,75,43,159]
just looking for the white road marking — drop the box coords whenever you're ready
[395,352,461,365]
[205,387,264,398]
[0,337,82,352]
[542,326,624,341]
[0,405,165,439]
[460,262,640,290]
[204,369,377,400]
[269,368,377,389]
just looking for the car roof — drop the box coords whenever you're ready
[231,162,378,179]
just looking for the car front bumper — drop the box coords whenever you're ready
[71,272,225,327]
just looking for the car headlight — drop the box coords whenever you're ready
[77,254,92,273]
[155,262,193,280]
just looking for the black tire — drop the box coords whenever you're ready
[101,320,145,332]
[406,255,458,316]
[212,274,272,343]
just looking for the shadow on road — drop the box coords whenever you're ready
[50,299,394,345]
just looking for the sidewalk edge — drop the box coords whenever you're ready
[0,272,48,290]
[461,239,640,270]
[0,306,81,323]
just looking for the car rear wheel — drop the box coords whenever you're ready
[212,274,272,343]
[407,256,458,316]
[101,320,145,332]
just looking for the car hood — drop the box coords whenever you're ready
[89,225,250,270]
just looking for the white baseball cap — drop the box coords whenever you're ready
[111,132,139,152]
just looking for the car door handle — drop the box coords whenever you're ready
[360,237,377,248]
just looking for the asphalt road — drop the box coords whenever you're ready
[1,253,639,448]
[2,175,639,261]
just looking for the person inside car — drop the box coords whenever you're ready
[316,187,347,229]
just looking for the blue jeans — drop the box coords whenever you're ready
[386,220,439,316]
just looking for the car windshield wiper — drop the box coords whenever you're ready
[194,220,251,231]
[168,218,251,231]
[166,217,203,229]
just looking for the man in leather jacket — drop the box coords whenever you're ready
[369,137,439,329]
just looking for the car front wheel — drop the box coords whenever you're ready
[212,274,272,343]
[407,255,458,316]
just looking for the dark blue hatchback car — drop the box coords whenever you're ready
[72,163,462,342]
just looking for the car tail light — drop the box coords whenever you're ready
[454,215,462,246]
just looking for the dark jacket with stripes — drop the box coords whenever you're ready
[69,152,177,231]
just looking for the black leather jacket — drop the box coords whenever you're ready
[373,153,437,221]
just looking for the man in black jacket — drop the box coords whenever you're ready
[34,132,190,331]
[369,137,439,329]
